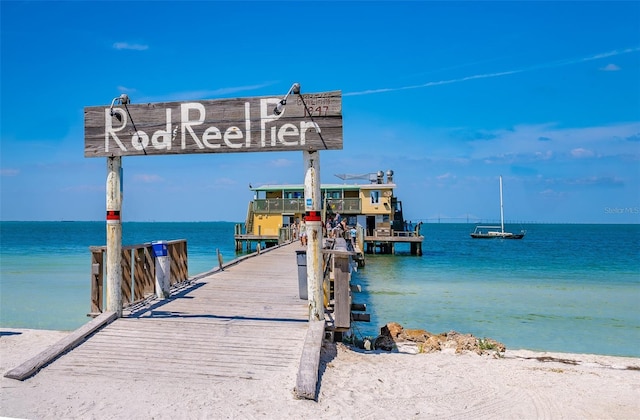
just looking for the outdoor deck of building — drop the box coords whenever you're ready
[5,243,326,398]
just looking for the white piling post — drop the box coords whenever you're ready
[106,156,123,317]
[303,150,324,321]
[217,248,224,270]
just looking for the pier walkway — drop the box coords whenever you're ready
[5,243,321,395]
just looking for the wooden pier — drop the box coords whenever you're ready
[364,223,424,256]
[364,233,423,255]
[5,243,328,399]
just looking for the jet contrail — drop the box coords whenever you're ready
[344,47,640,97]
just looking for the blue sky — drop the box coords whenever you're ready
[1,1,639,224]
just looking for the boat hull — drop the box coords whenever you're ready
[470,232,525,239]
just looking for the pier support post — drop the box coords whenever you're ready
[106,156,123,317]
[303,150,324,321]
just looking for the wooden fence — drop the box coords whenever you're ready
[89,240,188,315]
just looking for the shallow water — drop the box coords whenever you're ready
[351,223,640,357]
[1,222,638,356]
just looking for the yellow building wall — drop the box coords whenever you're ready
[251,214,282,236]
[359,188,393,216]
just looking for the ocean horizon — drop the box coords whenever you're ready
[1,221,638,357]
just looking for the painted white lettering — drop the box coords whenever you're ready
[101,99,329,155]
[132,131,149,151]
[181,103,205,149]
[105,109,128,152]
[202,127,221,149]
[244,102,251,147]
[300,121,320,146]
[278,123,299,146]
[224,127,243,149]
[270,126,277,146]
[260,98,281,146]
[151,108,172,150]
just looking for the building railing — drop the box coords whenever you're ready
[89,239,188,315]
[252,198,361,214]
[253,198,303,213]
[326,197,360,213]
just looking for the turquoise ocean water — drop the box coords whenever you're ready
[1,221,638,357]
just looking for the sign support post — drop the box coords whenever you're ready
[303,150,323,321]
[106,156,123,317]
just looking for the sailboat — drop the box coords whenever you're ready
[470,176,526,239]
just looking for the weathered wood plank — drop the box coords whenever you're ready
[4,311,117,381]
[84,91,343,157]
[333,254,351,329]
[351,312,371,322]
[89,249,103,313]
[121,249,133,304]
[294,319,326,400]
[9,243,320,396]
[351,302,367,311]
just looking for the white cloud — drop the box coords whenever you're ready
[570,148,595,158]
[270,158,294,168]
[344,47,640,97]
[465,122,640,163]
[600,63,621,71]
[134,174,163,183]
[0,168,19,176]
[539,189,568,199]
[534,150,553,160]
[138,82,278,103]
[117,86,137,94]
[567,176,624,186]
[113,42,149,51]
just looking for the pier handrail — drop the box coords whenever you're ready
[88,239,188,316]
[322,238,356,331]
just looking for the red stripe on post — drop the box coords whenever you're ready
[106,210,120,221]
[305,211,321,222]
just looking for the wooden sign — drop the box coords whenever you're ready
[84,90,342,157]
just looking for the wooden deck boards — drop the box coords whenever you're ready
[37,243,312,385]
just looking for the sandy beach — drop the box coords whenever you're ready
[1,328,639,419]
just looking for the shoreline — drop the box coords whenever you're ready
[3,325,639,360]
[2,328,639,419]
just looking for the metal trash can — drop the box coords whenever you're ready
[151,240,168,257]
[151,241,170,298]
[295,250,308,300]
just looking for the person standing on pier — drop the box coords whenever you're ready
[340,219,348,239]
[299,216,307,246]
[349,225,357,249]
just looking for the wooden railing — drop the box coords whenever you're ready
[89,239,188,315]
[252,198,361,214]
[322,237,369,332]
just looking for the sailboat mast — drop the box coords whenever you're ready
[499,175,505,234]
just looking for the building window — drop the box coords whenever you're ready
[370,191,380,204]
[284,190,303,199]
